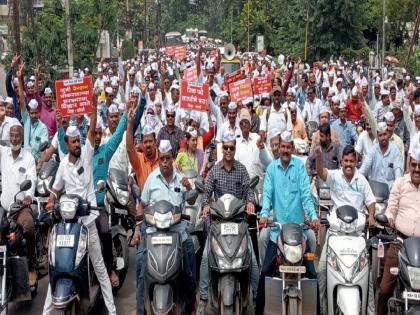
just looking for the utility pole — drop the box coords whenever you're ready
[382,0,386,77]
[144,0,148,45]
[64,0,74,77]
[230,9,232,43]
[304,10,309,61]
[405,6,420,68]
[12,0,20,54]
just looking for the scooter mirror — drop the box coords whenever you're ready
[249,176,259,190]
[39,141,49,152]
[19,180,32,192]
[132,184,141,201]
[194,180,205,193]
[375,213,389,225]
[96,180,106,192]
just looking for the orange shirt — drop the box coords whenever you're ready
[130,149,160,190]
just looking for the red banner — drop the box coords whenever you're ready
[229,78,253,103]
[55,76,93,117]
[180,80,209,112]
[222,70,243,91]
[253,76,272,95]
[182,67,198,82]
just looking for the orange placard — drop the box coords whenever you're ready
[253,76,272,95]
[182,67,198,82]
[55,76,93,117]
[222,70,243,91]
[229,78,253,103]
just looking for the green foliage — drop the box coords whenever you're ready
[341,47,372,62]
[395,47,420,75]
[121,40,136,60]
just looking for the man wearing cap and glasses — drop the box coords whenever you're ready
[134,139,196,315]
[216,102,241,142]
[198,131,259,314]
[331,101,358,147]
[43,92,117,315]
[256,131,320,315]
[302,86,323,124]
[374,89,391,121]
[157,105,185,158]
[359,122,403,189]
[39,87,57,138]
[376,148,420,315]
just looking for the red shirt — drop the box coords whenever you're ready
[346,99,364,122]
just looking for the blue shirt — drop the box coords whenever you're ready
[261,156,317,243]
[331,119,358,147]
[141,167,188,241]
[296,87,307,111]
[359,142,403,189]
[93,113,127,204]
[22,112,49,161]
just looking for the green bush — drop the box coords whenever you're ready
[121,40,136,60]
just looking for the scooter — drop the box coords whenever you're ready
[143,199,191,315]
[104,168,135,292]
[265,221,317,315]
[376,214,420,314]
[315,175,333,254]
[326,205,370,315]
[207,193,254,315]
[48,193,104,314]
[0,180,35,315]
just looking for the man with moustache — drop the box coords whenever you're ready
[376,148,420,315]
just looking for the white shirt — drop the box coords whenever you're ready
[325,168,376,211]
[301,98,323,123]
[374,101,391,121]
[103,130,131,176]
[235,133,264,180]
[0,116,12,143]
[409,131,420,156]
[260,104,292,134]
[53,139,97,225]
[216,119,241,142]
[336,88,348,103]
[51,133,66,161]
[0,147,36,210]
[355,130,374,157]
[94,77,106,91]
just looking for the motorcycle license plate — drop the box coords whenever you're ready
[403,291,420,301]
[115,208,128,215]
[279,265,306,274]
[37,196,49,203]
[221,223,238,235]
[56,235,75,247]
[151,236,173,245]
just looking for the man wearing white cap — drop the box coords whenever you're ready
[256,130,320,314]
[0,120,37,286]
[44,93,117,315]
[345,86,364,123]
[335,77,348,103]
[5,96,15,118]
[384,111,405,160]
[17,82,48,161]
[157,105,185,158]
[360,122,403,189]
[301,86,323,123]
[39,87,57,137]
[99,86,116,126]
[403,90,420,139]
[374,89,391,121]
[355,120,375,159]
[216,101,241,142]
[136,139,196,315]
[94,67,106,91]
[258,128,281,169]
[124,67,139,102]
[390,100,410,148]
[259,86,292,141]
[369,81,382,109]
[377,147,420,315]
[321,81,330,107]
[235,108,263,180]
[289,101,308,143]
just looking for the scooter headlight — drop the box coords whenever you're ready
[284,244,303,264]
[339,220,357,234]
[319,188,331,200]
[153,212,172,229]
[75,226,88,267]
[115,187,129,206]
[218,258,243,270]
[59,196,78,220]
[407,266,420,290]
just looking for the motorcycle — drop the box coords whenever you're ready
[376,214,420,314]
[48,193,104,314]
[143,199,192,315]
[207,176,259,315]
[314,175,333,255]
[0,180,35,315]
[264,222,317,315]
[368,179,391,293]
[103,168,136,292]
[326,205,370,315]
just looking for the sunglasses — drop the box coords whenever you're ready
[274,93,281,97]
[166,114,175,118]
[223,145,235,151]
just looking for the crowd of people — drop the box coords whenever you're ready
[1,42,420,315]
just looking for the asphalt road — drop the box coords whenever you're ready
[7,245,137,315]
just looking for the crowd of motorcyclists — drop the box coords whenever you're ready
[0,42,419,315]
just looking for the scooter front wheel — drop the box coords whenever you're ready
[55,300,78,315]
